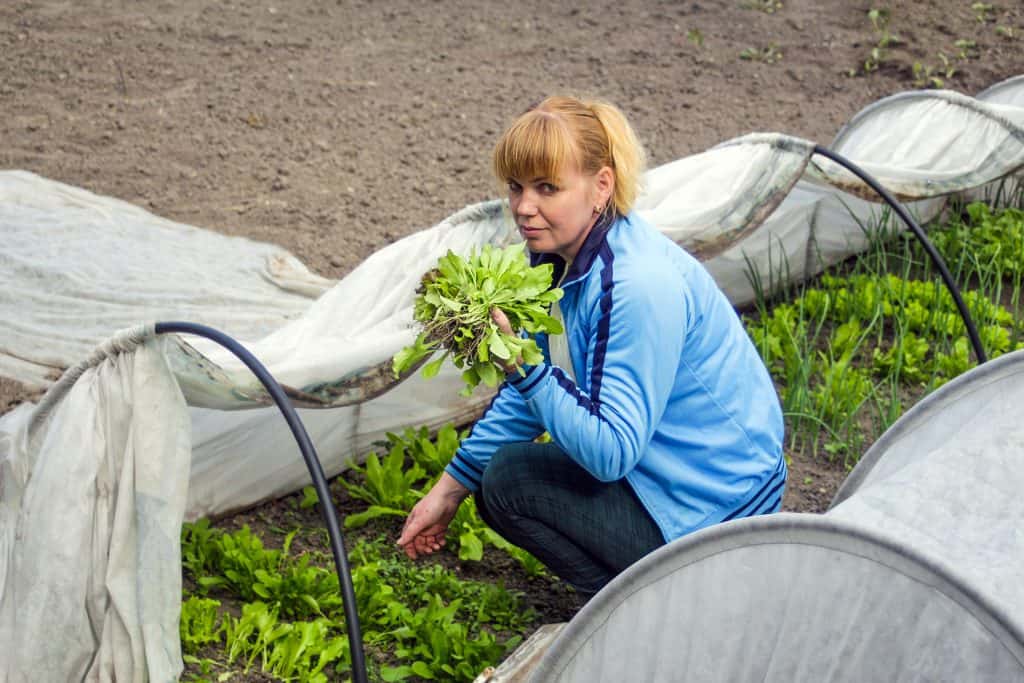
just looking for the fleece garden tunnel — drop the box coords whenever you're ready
[161,146,988,683]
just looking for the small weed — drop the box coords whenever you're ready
[740,43,783,63]
[299,485,319,510]
[971,2,994,23]
[995,25,1015,39]
[741,0,783,12]
[954,38,978,60]
[687,27,704,48]
[937,51,958,79]
[181,597,226,654]
[912,62,945,89]
[913,51,958,88]
[861,8,901,74]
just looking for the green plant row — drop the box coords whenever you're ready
[181,528,536,682]
[329,424,545,574]
[181,424,550,682]
[744,202,1024,462]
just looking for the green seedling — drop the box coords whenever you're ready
[299,486,319,510]
[384,422,465,477]
[339,444,428,518]
[740,43,783,63]
[393,244,564,395]
[861,8,901,74]
[181,597,226,655]
[741,0,783,13]
[912,61,945,89]
[954,38,978,60]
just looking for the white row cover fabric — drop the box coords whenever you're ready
[1,329,190,682]
[0,172,330,390]
[532,349,1024,682]
[1,75,1024,681]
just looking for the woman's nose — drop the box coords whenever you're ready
[515,191,538,217]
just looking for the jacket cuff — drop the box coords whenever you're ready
[445,449,484,492]
[506,364,549,400]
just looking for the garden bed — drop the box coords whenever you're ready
[3,1,1023,679]
[180,200,1024,681]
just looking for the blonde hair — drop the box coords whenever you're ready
[492,96,646,215]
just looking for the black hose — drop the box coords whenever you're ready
[153,321,369,683]
[811,145,988,365]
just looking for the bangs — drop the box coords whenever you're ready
[492,111,580,184]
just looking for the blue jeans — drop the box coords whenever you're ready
[475,442,665,597]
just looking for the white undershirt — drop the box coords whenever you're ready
[548,264,576,383]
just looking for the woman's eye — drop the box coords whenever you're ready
[539,183,558,194]
[507,181,522,193]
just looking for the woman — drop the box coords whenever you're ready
[397,95,785,598]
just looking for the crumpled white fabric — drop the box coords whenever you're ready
[1,332,190,682]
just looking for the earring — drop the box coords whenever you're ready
[594,204,603,214]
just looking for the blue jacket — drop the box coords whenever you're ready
[445,212,786,542]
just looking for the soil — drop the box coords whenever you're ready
[3,0,1024,673]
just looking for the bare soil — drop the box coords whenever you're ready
[3,0,1024,661]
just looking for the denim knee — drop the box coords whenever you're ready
[479,443,524,512]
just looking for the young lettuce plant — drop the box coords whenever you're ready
[393,245,564,394]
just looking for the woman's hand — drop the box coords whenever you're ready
[491,307,524,373]
[397,472,470,559]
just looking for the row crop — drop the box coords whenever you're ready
[181,200,1024,681]
[744,201,1024,461]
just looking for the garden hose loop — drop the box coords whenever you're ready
[153,321,369,683]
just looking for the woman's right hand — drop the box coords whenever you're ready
[397,472,470,559]
[491,307,524,373]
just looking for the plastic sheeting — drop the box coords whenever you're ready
[532,349,1024,682]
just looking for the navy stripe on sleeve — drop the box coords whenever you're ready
[508,365,549,396]
[447,457,482,488]
[453,449,484,476]
[551,367,599,416]
[518,366,548,395]
[589,242,615,404]
[723,459,786,522]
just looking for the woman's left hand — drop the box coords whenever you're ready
[397,472,469,560]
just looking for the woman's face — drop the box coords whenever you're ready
[508,163,613,262]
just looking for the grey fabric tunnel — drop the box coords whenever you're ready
[532,348,1024,682]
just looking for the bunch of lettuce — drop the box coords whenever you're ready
[392,244,563,395]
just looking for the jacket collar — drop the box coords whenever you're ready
[529,211,616,287]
